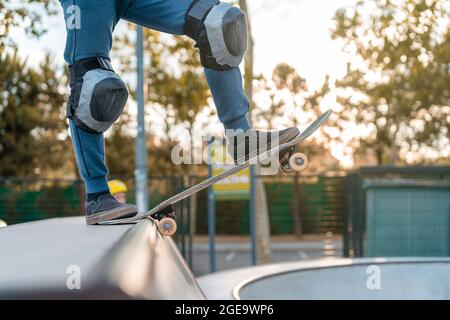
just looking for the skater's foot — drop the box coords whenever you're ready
[227,127,300,164]
[85,193,138,225]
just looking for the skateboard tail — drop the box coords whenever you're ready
[297,109,332,141]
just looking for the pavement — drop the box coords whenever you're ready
[189,237,342,276]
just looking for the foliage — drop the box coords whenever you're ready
[253,63,332,165]
[0,0,59,52]
[0,51,72,177]
[331,0,449,164]
[111,26,210,175]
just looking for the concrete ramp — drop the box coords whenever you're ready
[237,259,450,299]
[198,258,450,300]
[0,217,205,299]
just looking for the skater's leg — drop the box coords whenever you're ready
[60,0,130,64]
[121,0,192,35]
[123,0,250,131]
[61,0,129,192]
[68,121,108,194]
[203,67,250,131]
[60,0,137,223]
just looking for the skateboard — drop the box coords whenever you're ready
[99,109,332,236]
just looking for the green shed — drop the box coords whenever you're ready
[365,179,450,257]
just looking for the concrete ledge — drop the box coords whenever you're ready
[0,217,205,299]
[89,218,205,299]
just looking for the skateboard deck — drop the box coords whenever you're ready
[99,109,332,233]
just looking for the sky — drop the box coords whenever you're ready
[14,0,356,87]
[251,0,355,87]
[12,0,359,166]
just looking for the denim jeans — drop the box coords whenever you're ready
[60,0,250,193]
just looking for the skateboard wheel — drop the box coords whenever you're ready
[157,217,177,236]
[289,153,308,172]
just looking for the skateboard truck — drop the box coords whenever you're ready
[151,205,177,236]
[279,147,309,173]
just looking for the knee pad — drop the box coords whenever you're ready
[67,57,128,134]
[184,0,248,70]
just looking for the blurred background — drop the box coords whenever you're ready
[0,0,449,276]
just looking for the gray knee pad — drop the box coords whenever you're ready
[67,57,128,134]
[184,0,248,70]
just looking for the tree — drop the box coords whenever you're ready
[266,63,331,236]
[271,63,332,163]
[0,0,59,52]
[331,0,450,165]
[105,112,136,176]
[0,51,72,177]
[238,0,272,264]
[0,0,77,179]
[253,74,286,130]
[113,28,210,176]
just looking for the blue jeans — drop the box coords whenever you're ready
[60,0,250,194]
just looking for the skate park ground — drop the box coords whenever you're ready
[189,234,342,276]
[0,217,449,299]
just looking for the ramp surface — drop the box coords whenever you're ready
[198,258,450,300]
[0,217,205,299]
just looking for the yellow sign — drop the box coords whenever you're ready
[211,143,250,200]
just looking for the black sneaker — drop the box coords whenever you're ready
[85,193,138,225]
[227,127,300,164]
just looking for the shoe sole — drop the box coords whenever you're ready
[86,206,138,225]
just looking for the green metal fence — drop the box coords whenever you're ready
[2,167,449,275]
[0,178,83,224]
[0,176,183,225]
[189,174,344,235]
[0,174,345,275]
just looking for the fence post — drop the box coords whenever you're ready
[249,166,257,265]
[178,176,185,257]
[207,160,216,272]
[135,26,148,213]
[187,176,193,268]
